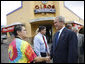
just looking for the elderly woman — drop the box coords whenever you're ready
[8,24,50,63]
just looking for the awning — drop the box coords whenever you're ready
[1,22,23,33]
[29,17,55,23]
[66,21,84,26]
[2,26,14,33]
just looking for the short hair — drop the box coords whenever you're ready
[66,24,72,28]
[55,16,65,23]
[13,24,25,37]
[38,26,46,32]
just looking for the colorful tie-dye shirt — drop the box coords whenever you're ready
[8,38,37,63]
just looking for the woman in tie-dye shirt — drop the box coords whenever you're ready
[8,24,50,63]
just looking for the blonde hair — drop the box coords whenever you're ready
[36,28,39,34]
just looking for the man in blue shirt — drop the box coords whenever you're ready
[34,26,50,63]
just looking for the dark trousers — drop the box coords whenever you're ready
[41,52,46,57]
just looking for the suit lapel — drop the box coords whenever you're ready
[53,32,57,51]
[54,27,66,51]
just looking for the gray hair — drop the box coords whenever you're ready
[55,16,65,23]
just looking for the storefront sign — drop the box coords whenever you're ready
[34,2,56,13]
[34,8,56,13]
[2,26,14,33]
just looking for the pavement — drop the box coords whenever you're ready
[1,43,9,63]
[1,39,53,63]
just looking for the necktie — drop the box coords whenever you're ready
[56,31,60,46]
[42,36,48,52]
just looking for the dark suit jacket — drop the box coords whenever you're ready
[50,27,78,63]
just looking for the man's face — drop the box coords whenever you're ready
[54,18,63,30]
[18,26,27,38]
[41,29,46,35]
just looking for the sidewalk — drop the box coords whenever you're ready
[1,43,9,63]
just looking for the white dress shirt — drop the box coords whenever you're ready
[33,32,50,57]
[58,26,65,39]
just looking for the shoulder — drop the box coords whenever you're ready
[34,34,40,40]
[22,39,30,45]
[62,28,77,38]
[15,38,22,43]
[34,34,38,38]
[21,40,32,50]
[15,38,30,46]
[9,39,16,46]
[64,27,75,34]
[63,27,71,32]
[78,33,84,38]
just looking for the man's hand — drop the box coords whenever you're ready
[34,56,50,63]
[47,53,50,56]
[45,56,51,63]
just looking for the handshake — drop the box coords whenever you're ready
[45,56,51,63]
[34,56,51,63]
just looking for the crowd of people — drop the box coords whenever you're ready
[8,16,84,63]
[66,23,84,63]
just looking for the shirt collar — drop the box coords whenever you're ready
[59,26,65,33]
[38,32,43,36]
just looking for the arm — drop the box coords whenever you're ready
[34,56,50,62]
[25,41,50,63]
[34,36,41,57]
[68,32,78,63]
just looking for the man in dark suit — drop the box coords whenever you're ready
[50,16,78,63]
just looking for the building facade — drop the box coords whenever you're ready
[7,1,84,43]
